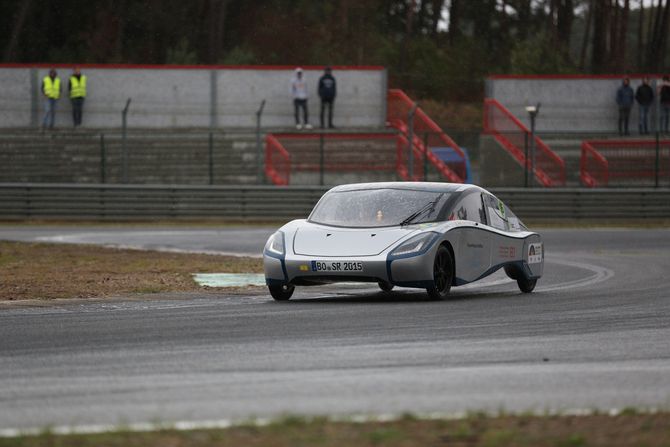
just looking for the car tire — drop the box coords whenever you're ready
[269,284,295,301]
[426,245,453,300]
[378,280,394,292]
[517,276,537,293]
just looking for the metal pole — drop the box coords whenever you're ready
[529,115,535,188]
[524,131,529,187]
[423,132,429,181]
[655,130,660,188]
[209,132,214,185]
[319,132,325,186]
[100,133,106,184]
[121,98,131,184]
[256,99,266,184]
[407,102,418,180]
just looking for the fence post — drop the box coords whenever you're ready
[100,133,106,184]
[121,98,132,184]
[423,131,429,181]
[209,132,214,185]
[524,132,529,187]
[319,132,325,186]
[407,102,418,180]
[256,99,266,184]
[655,130,660,188]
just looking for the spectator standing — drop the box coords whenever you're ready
[69,67,87,127]
[616,77,634,136]
[291,68,312,130]
[661,75,670,134]
[318,66,337,129]
[635,77,654,135]
[41,69,61,129]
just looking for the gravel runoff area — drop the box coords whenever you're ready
[0,241,263,301]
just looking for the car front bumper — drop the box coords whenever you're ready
[264,249,436,289]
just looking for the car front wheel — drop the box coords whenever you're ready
[269,284,294,301]
[378,280,394,292]
[426,245,453,300]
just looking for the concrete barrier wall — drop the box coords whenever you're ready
[0,65,387,129]
[487,75,665,133]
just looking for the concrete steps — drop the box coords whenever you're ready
[0,127,403,185]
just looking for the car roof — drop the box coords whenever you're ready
[328,182,485,194]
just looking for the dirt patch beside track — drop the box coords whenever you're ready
[0,241,262,301]
[2,412,669,446]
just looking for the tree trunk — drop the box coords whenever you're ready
[580,0,595,69]
[4,0,33,61]
[638,0,645,69]
[592,0,610,72]
[448,0,461,43]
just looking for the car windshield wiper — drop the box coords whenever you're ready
[399,193,445,226]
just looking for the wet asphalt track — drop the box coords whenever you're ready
[1,226,670,431]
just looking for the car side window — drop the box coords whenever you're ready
[449,192,487,224]
[483,194,508,231]
[482,195,526,232]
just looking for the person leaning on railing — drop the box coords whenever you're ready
[69,67,87,128]
[41,68,61,130]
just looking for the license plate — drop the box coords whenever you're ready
[311,261,363,272]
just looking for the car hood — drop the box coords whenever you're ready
[292,224,414,257]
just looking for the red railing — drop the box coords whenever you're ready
[265,134,291,185]
[580,140,670,187]
[580,141,609,187]
[264,133,399,185]
[395,134,427,180]
[387,89,465,183]
[483,98,566,187]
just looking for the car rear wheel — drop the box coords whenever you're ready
[269,284,294,301]
[426,245,453,300]
[378,280,394,292]
[517,277,537,293]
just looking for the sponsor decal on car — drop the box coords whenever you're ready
[528,243,543,264]
[498,245,516,259]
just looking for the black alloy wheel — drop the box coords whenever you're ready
[269,284,295,301]
[426,245,453,300]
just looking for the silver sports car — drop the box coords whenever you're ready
[263,182,543,301]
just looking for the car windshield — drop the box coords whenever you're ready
[309,188,452,228]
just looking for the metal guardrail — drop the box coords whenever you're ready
[1,184,670,221]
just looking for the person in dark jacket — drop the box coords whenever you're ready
[318,66,337,129]
[661,75,670,134]
[635,77,654,135]
[616,77,634,136]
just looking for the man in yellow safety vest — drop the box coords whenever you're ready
[69,67,87,127]
[41,69,61,129]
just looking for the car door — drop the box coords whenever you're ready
[452,191,492,283]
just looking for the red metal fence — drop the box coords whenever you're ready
[483,98,566,187]
[265,133,399,185]
[580,140,670,187]
[265,134,291,185]
[387,89,465,183]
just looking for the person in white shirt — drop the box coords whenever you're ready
[291,67,312,129]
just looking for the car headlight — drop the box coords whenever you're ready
[389,232,439,258]
[264,231,285,256]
